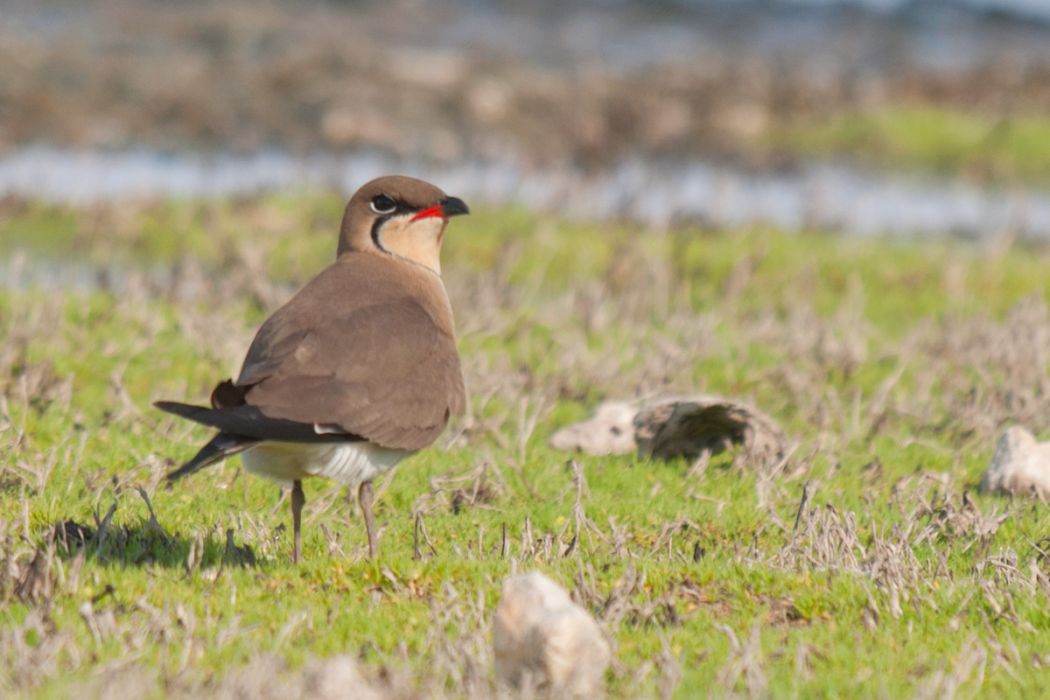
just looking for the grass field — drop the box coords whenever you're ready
[772,107,1050,185]
[2,195,1050,698]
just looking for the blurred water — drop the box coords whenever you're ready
[772,0,1050,21]
[8,0,1050,78]
[441,0,1050,73]
[1,146,1048,240]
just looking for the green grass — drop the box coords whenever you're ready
[772,106,1050,184]
[2,198,1050,698]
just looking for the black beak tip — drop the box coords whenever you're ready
[441,196,470,217]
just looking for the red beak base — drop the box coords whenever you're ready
[410,196,469,222]
[411,205,445,222]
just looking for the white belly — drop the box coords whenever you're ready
[241,441,411,487]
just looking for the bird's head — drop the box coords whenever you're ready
[338,175,470,275]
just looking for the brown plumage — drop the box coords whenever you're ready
[156,175,469,562]
[219,254,464,448]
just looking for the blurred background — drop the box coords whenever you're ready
[4,0,1050,237]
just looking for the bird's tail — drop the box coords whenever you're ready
[165,432,259,482]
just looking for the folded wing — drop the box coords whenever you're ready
[236,297,465,451]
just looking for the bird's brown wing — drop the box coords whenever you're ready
[234,277,465,451]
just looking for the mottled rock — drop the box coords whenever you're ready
[634,395,786,468]
[494,572,611,698]
[550,395,787,469]
[981,426,1050,498]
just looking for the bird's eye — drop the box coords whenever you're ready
[370,194,397,215]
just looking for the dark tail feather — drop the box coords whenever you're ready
[165,433,258,482]
[154,400,362,443]
[155,400,215,422]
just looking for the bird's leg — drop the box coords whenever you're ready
[359,480,377,559]
[291,479,305,563]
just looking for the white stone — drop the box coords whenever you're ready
[493,572,611,698]
[548,401,637,456]
[981,426,1050,498]
[301,655,385,700]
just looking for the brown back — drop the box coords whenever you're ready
[232,251,465,451]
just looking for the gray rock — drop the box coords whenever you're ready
[493,572,611,698]
[981,426,1050,498]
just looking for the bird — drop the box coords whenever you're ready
[155,175,468,562]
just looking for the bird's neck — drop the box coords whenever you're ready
[376,217,445,276]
